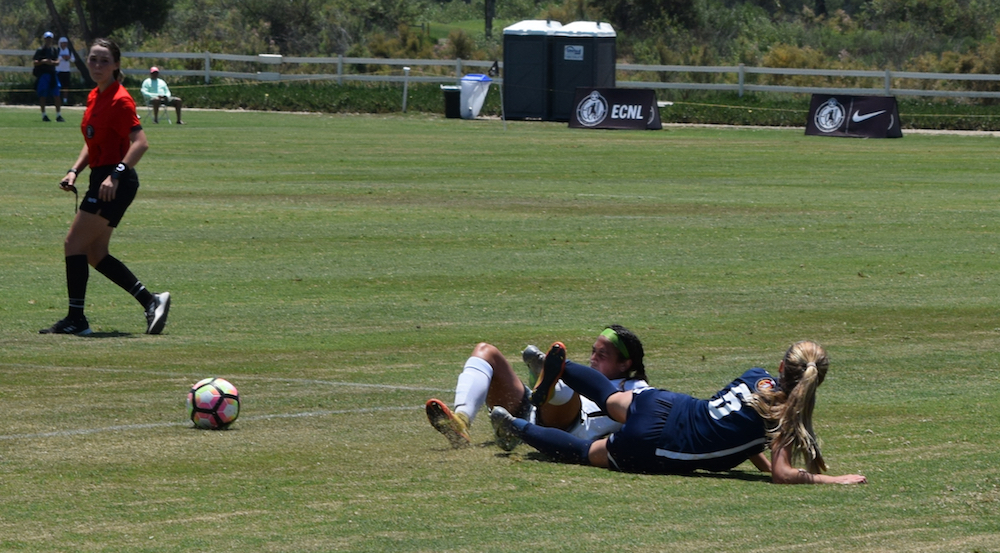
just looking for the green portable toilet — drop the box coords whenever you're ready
[549,21,617,121]
[502,20,562,120]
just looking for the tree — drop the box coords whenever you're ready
[862,0,980,37]
[42,0,174,85]
[233,0,322,54]
[43,0,93,86]
[485,0,496,38]
[590,0,700,35]
[80,0,173,40]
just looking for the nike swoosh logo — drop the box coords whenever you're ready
[852,110,886,123]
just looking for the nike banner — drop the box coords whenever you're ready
[805,95,902,138]
[569,88,662,130]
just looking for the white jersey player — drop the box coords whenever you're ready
[426,325,649,450]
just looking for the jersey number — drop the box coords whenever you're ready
[708,383,753,420]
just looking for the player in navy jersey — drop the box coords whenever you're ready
[492,340,867,484]
[40,38,170,336]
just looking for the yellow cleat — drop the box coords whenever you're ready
[425,398,471,449]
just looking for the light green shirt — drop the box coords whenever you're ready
[140,77,171,102]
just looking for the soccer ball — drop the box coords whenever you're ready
[186,377,240,430]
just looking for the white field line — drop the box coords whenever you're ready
[0,362,450,392]
[0,405,420,441]
[0,362,446,441]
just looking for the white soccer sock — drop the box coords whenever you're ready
[548,381,574,406]
[454,356,493,424]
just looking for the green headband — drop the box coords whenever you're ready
[601,328,630,360]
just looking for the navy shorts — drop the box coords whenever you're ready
[36,73,60,98]
[606,389,764,474]
[79,165,139,227]
[605,388,684,474]
[57,72,72,90]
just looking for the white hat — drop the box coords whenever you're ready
[59,37,68,44]
[42,31,54,39]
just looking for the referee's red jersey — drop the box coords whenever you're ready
[81,81,140,167]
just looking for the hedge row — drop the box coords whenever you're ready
[4,80,1000,130]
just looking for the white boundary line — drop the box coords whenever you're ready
[0,363,448,441]
[0,405,421,441]
[0,362,450,392]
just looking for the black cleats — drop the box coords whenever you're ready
[531,342,566,407]
[39,316,92,336]
[145,292,171,334]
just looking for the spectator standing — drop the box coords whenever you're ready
[33,31,63,122]
[56,37,75,105]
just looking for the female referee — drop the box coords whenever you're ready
[41,38,170,336]
[492,340,867,484]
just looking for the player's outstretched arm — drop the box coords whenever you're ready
[770,445,867,485]
[749,452,771,473]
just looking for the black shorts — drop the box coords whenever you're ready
[79,165,139,227]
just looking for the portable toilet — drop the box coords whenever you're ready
[502,20,563,120]
[548,21,616,121]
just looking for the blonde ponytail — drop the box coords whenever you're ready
[749,341,829,473]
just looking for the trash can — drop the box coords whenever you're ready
[459,74,492,119]
[441,85,461,118]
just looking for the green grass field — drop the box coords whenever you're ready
[1,106,998,552]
